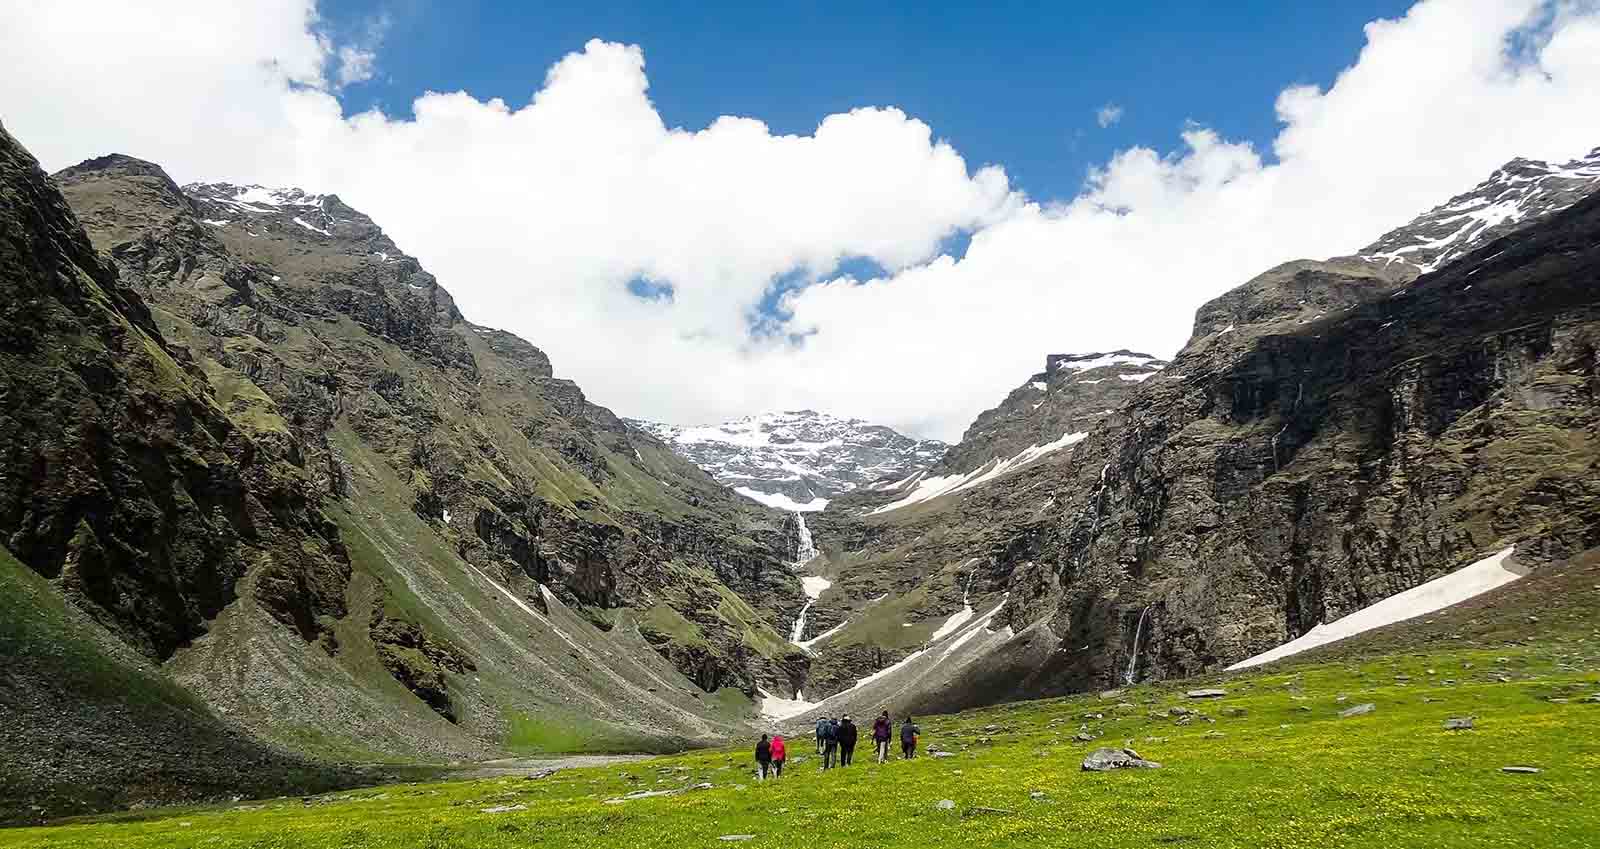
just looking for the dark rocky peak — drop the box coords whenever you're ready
[1186,257,1409,348]
[465,323,554,380]
[1045,350,1163,374]
[181,183,402,260]
[930,351,1165,478]
[54,153,192,210]
[1358,145,1600,274]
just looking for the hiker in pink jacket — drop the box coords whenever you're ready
[770,734,787,777]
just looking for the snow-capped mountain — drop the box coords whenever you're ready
[1360,146,1600,274]
[628,411,947,511]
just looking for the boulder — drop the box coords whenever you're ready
[1339,703,1376,718]
[1082,747,1163,771]
[1186,689,1227,699]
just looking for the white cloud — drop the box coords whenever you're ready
[2,0,1599,441]
[1096,103,1124,128]
[336,45,376,86]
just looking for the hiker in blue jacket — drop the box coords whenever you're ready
[900,715,920,759]
[820,717,839,769]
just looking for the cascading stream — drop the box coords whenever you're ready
[789,512,827,644]
[1124,605,1151,685]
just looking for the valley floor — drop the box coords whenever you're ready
[6,560,1598,849]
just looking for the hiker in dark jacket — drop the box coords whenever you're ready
[872,711,893,763]
[755,733,773,780]
[837,715,859,766]
[900,716,920,759]
[814,717,828,754]
[820,717,838,769]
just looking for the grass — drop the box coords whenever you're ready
[502,712,677,757]
[7,617,1595,847]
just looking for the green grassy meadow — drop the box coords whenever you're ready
[6,635,1596,849]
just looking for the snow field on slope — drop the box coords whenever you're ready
[761,596,1010,720]
[734,487,829,512]
[1227,547,1522,671]
[870,431,1088,515]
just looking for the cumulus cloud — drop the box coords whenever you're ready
[3,0,1599,441]
[1096,103,1124,128]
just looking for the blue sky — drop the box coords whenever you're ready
[321,0,1413,205]
[13,0,1594,437]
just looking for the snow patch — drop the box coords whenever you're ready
[1119,372,1156,383]
[202,218,229,227]
[870,432,1088,515]
[1053,353,1162,372]
[293,216,332,236]
[735,487,829,512]
[1227,547,1522,671]
[758,688,817,720]
[1030,381,1048,392]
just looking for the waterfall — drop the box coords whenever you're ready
[1124,605,1151,685]
[793,512,818,566]
[789,513,825,644]
[790,598,815,643]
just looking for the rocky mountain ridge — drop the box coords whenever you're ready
[1359,145,1600,274]
[628,410,946,511]
[2,126,822,821]
[891,150,1600,715]
[758,146,1600,721]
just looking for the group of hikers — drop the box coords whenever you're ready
[753,711,920,780]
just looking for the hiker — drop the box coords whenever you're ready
[770,733,787,777]
[814,716,828,754]
[755,733,773,780]
[872,711,893,763]
[837,715,858,766]
[820,716,838,769]
[900,715,920,759]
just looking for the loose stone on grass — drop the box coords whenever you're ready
[1082,747,1163,771]
[1501,766,1542,774]
[1443,717,1475,731]
[1339,703,1377,718]
[1186,689,1227,699]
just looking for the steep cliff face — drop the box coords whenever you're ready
[0,136,814,791]
[0,124,362,823]
[777,151,1600,720]
[963,185,1600,707]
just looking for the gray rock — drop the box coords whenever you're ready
[1339,703,1377,718]
[1500,766,1542,774]
[1186,689,1227,699]
[1443,717,1475,731]
[1082,747,1163,771]
[1029,791,1047,801]
[481,804,527,813]
[936,799,956,810]
[718,836,756,842]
